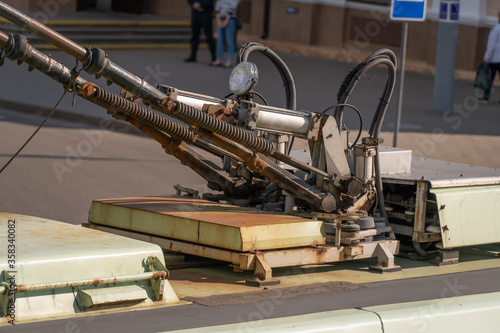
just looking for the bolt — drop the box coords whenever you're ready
[81,82,96,96]
[161,97,176,112]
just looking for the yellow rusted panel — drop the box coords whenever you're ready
[238,223,326,252]
[198,222,243,252]
[88,196,325,252]
[89,199,201,244]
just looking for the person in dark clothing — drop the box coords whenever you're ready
[185,1,216,63]
[479,12,500,103]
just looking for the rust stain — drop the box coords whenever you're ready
[313,247,328,263]
[92,279,103,287]
[161,97,176,112]
[151,271,168,279]
[81,82,97,96]
[16,284,26,293]
[92,197,319,227]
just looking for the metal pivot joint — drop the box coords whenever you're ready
[83,47,110,75]
[4,33,28,61]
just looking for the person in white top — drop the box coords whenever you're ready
[480,12,500,103]
[211,0,240,68]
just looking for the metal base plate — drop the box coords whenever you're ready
[245,278,281,287]
[369,265,402,273]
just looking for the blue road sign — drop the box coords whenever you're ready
[391,0,427,22]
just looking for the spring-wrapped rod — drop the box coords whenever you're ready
[81,82,196,144]
[161,98,276,156]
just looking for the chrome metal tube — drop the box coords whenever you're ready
[0,2,87,60]
[255,105,312,136]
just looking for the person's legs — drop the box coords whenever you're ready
[224,19,237,67]
[201,12,216,62]
[186,12,201,62]
[491,63,500,101]
[482,63,500,102]
[213,25,226,65]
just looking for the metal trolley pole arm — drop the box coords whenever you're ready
[0,31,234,192]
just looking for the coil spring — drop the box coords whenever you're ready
[89,86,195,143]
[173,102,276,156]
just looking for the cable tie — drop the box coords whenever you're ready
[69,58,85,106]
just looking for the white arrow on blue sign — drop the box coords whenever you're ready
[391,0,427,22]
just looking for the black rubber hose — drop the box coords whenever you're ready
[238,42,296,110]
[335,51,396,130]
[333,50,397,223]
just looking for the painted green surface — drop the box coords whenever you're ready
[0,213,179,323]
[431,185,500,248]
[0,213,165,285]
[76,285,148,309]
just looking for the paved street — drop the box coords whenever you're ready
[0,109,206,225]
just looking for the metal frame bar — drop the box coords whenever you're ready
[412,181,441,243]
[84,223,400,282]
[412,181,428,242]
[0,271,166,294]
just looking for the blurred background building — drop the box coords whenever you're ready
[2,0,499,77]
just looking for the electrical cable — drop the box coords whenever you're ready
[0,52,86,176]
[252,90,269,106]
[224,90,269,105]
[0,89,68,175]
[319,103,363,149]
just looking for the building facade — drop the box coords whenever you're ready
[2,0,500,76]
